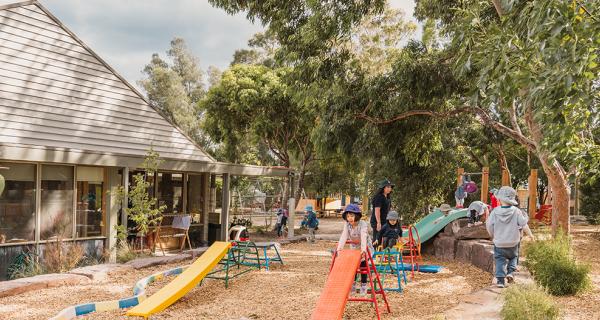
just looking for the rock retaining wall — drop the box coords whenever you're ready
[424,219,495,273]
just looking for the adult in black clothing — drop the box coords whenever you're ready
[370,178,394,244]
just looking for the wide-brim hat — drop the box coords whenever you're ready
[495,186,518,205]
[387,211,399,220]
[378,178,395,189]
[342,203,362,221]
[439,203,453,212]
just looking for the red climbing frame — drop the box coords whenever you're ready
[402,225,422,279]
[329,242,391,320]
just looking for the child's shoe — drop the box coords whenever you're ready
[506,274,514,284]
[359,284,368,296]
[496,277,506,288]
[350,283,357,295]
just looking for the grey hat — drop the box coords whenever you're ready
[495,186,518,205]
[387,211,399,220]
[439,204,452,212]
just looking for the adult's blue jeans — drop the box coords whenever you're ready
[494,245,519,282]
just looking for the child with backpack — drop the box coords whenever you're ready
[486,186,529,288]
[304,204,319,243]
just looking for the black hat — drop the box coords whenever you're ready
[378,178,395,189]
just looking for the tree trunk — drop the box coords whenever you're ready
[294,162,307,205]
[538,153,570,235]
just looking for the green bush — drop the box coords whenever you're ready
[501,284,560,320]
[524,233,591,296]
[580,177,600,224]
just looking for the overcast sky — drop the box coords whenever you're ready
[2,0,419,89]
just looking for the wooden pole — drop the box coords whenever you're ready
[528,169,538,220]
[501,169,511,187]
[481,167,489,203]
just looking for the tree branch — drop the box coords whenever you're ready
[356,105,537,151]
[508,101,522,135]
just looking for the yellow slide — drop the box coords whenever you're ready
[126,241,231,318]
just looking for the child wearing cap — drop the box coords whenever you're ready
[304,204,319,243]
[337,203,374,296]
[486,186,529,288]
[377,211,402,249]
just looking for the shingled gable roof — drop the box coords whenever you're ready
[0,0,216,164]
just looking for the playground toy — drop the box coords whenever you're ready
[401,225,422,279]
[372,247,408,292]
[229,225,250,241]
[204,241,261,288]
[51,265,190,319]
[311,242,390,320]
[126,241,231,318]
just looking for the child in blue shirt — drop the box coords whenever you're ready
[304,204,319,243]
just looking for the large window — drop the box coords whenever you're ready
[76,167,106,238]
[41,165,74,240]
[0,162,36,244]
[187,174,205,224]
[157,172,183,214]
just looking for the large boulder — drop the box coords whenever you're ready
[433,235,457,260]
[455,224,491,240]
[443,218,469,236]
[455,240,479,264]
[470,241,495,273]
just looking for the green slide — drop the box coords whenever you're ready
[401,208,469,244]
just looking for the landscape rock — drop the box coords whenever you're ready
[126,253,192,269]
[433,235,457,260]
[455,240,478,264]
[0,273,90,298]
[69,264,133,282]
[470,241,495,273]
[443,218,469,236]
[455,224,491,240]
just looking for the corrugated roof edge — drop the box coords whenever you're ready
[0,0,217,163]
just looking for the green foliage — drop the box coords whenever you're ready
[7,251,43,280]
[501,284,561,320]
[139,38,213,152]
[524,233,591,295]
[580,176,600,224]
[113,149,166,239]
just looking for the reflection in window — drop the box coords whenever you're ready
[157,173,183,214]
[187,174,205,224]
[41,165,74,240]
[0,162,36,244]
[76,167,106,238]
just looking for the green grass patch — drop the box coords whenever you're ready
[501,284,560,320]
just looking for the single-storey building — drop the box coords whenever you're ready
[0,0,289,280]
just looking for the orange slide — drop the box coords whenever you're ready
[310,250,362,320]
